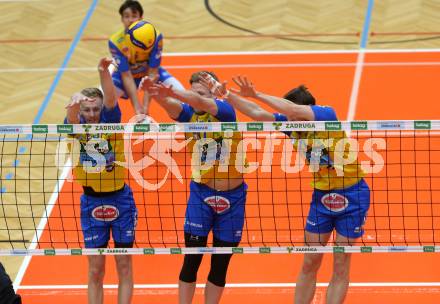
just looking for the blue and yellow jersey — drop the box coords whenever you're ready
[275,106,364,191]
[68,105,126,192]
[177,99,244,184]
[108,23,163,79]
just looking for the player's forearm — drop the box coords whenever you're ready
[154,97,181,120]
[171,89,202,107]
[121,72,142,113]
[228,93,274,121]
[142,90,151,115]
[99,69,117,109]
[254,92,295,114]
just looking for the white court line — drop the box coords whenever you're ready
[1,61,440,73]
[347,51,366,121]
[17,282,440,290]
[164,48,440,56]
[12,159,72,291]
[0,0,43,2]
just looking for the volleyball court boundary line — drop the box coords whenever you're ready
[12,0,98,290]
[16,282,440,290]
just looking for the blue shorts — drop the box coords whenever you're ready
[80,184,138,248]
[112,66,174,99]
[305,179,370,239]
[184,181,247,243]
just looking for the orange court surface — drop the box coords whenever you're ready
[12,50,440,303]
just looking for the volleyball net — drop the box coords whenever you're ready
[0,120,439,255]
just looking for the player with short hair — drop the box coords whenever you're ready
[140,71,247,304]
[202,75,370,304]
[109,0,184,117]
[65,58,137,304]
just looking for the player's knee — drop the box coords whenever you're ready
[207,238,239,287]
[301,254,323,274]
[115,256,132,279]
[179,233,207,283]
[332,254,350,280]
[88,258,106,283]
[179,254,204,283]
[89,266,105,283]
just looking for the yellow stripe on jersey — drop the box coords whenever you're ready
[291,130,364,191]
[71,133,125,192]
[186,112,245,184]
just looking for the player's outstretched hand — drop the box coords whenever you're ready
[66,93,95,110]
[98,57,113,72]
[231,75,258,98]
[139,75,159,93]
[150,82,175,100]
[199,72,229,99]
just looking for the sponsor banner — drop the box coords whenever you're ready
[284,122,317,131]
[423,246,435,252]
[325,122,341,131]
[11,249,28,256]
[414,121,431,130]
[232,247,244,254]
[44,249,56,256]
[350,121,368,130]
[221,122,238,131]
[70,249,82,255]
[360,246,373,253]
[246,122,264,131]
[376,121,406,130]
[159,123,176,132]
[333,247,345,253]
[198,247,216,253]
[388,246,408,252]
[293,247,318,253]
[170,248,182,254]
[134,124,150,132]
[143,248,155,254]
[95,248,128,254]
[185,123,213,132]
[32,125,48,133]
[57,125,73,133]
[0,126,23,134]
[259,247,271,254]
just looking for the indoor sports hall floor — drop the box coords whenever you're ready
[1,0,440,303]
[14,51,440,303]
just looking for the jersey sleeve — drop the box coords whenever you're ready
[108,40,130,73]
[214,99,236,122]
[148,33,163,69]
[176,103,194,122]
[311,105,337,121]
[273,113,288,122]
[101,103,122,123]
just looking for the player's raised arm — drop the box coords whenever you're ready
[98,57,118,110]
[108,39,143,115]
[150,80,220,117]
[198,72,274,121]
[65,93,95,124]
[139,76,183,120]
[232,75,314,121]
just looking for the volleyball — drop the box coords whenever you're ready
[126,20,157,50]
